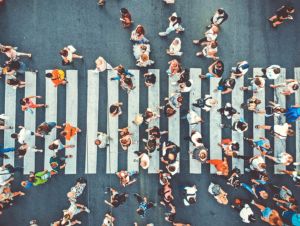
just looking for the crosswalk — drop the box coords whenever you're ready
[0,68,299,175]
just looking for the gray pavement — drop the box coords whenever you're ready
[0,0,300,226]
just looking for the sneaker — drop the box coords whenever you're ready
[245,168,250,172]
[85,207,90,213]
[219,123,224,128]
[250,200,255,205]
[293,162,300,166]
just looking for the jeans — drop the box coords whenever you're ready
[111,70,134,80]
[241,183,254,195]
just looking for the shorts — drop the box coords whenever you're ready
[261,207,272,219]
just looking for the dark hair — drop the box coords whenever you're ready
[274,68,281,74]
[286,6,295,12]
[45,73,52,78]
[292,84,299,91]
[120,8,128,14]
[188,197,196,204]
[249,214,256,222]
[110,105,118,114]
[20,98,28,105]
[59,49,68,57]
[170,16,177,22]
[136,26,145,36]
[185,81,192,87]
[49,143,59,150]
[217,9,225,14]
[11,133,18,139]
[254,99,262,105]
[60,131,67,137]
[254,78,262,86]
[137,208,144,216]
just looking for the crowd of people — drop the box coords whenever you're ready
[0,0,300,225]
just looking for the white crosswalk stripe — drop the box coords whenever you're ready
[148,69,160,174]
[274,68,286,173]
[189,68,202,174]
[23,71,37,174]
[65,70,78,174]
[85,70,99,174]
[106,69,119,174]
[3,77,16,166]
[253,68,266,156]
[44,70,58,172]
[1,68,299,175]
[231,76,244,173]
[127,70,140,172]
[209,78,222,173]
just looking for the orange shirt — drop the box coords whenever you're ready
[51,69,65,87]
[64,123,78,141]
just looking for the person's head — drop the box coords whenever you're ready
[292,84,299,91]
[136,25,145,35]
[211,41,218,48]
[136,208,145,216]
[140,53,149,62]
[216,60,223,68]
[170,16,177,22]
[10,133,18,139]
[270,215,282,226]
[279,108,287,113]
[212,25,219,33]
[120,8,128,14]
[95,139,102,146]
[217,8,225,14]
[110,105,118,114]
[259,190,269,199]
[254,77,262,86]
[173,38,180,46]
[248,214,256,223]
[188,197,196,204]
[185,80,192,87]
[287,129,294,136]
[239,122,248,131]
[6,79,15,86]
[45,73,52,78]
[168,165,176,173]
[274,68,281,74]
[48,143,58,150]
[21,181,28,187]
[20,98,29,106]
[59,49,68,57]
[259,163,266,169]
[67,191,75,198]
[254,99,262,105]
[286,6,295,13]
[177,96,183,103]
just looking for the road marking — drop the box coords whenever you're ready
[3,77,17,166]
[65,70,78,174]
[44,70,58,171]
[209,78,221,173]
[85,70,99,174]
[295,68,300,169]
[106,70,119,174]
[127,70,140,172]
[274,68,286,173]
[189,68,202,174]
[168,74,180,172]
[231,76,244,173]
[148,69,160,174]
[253,68,265,156]
[23,71,37,174]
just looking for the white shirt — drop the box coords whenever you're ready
[237,61,249,75]
[274,123,289,139]
[180,79,193,93]
[97,132,109,148]
[18,128,33,144]
[205,28,218,41]
[191,131,202,147]
[187,110,201,124]
[266,65,281,79]
[183,186,197,206]
[250,156,265,172]
[239,204,254,223]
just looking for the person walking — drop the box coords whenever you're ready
[159,12,184,36]
[59,45,83,65]
[45,69,68,87]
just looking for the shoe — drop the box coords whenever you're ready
[219,123,224,128]
[293,162,300,166]
[8,126,13,129]
[245,168,250,172]
[85,207,90,213]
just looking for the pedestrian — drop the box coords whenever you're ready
[11,125,44,144]
[136,52,154,67]
[166,38,182,56]
[183,185,197,206]
[241,179,269,200]
[94,56,113,72]
[49,154,73,174]
[206,158,229,176]
[120,8,133,28]
[231,198,256,224]
[217,102,238,119]
[159,12,184,36]
[167,59,182,77]
[119,127,133,151]
[116,170,138,187]
[0,44,31,61]
[264,101,286,117]
[215,74,236,94]
[192,94,218,111]
[29,220,38,226]
[48,139,75,153]
[270,79,299,96]
[45,69,68,87]
[209,8,228,27]
[130,25,149,44]
[265,152,293,166]
[101,213,115,226]
[104,187,128,208]
[2,60,29,77]
[159,180,174,207]
[261,65,281,79]
[191,146,208,163]
[36,122,57,136]
[193,24,219,46]
[95,132,110,149]
[185,130,203,147]
[220,118,248,133]
[255,123,294,140]
[280,210,300,226]
[196,40,219,59]
[21,170,51,188]
[16,143,43,158]
[0,114,12,131]
[208,182,228,205]
[162,98,177,118]
[240,76,265,93]
[134,150,150,169]
[240,96,264,113]
[144,72,156,87]
[166,92,183,108]
[248,154,266,173]
[67,177,87,202]
[111,65,134,80]
[134,193,155,218]
[163,0,175,4]
[251,200,283,226]
[109,102,123,117]
[268,5,295,28]
[199,60,224,79]
[62,202,90,220]
[98,0,105,6]
[285,104,300,123]
[181,109,204,126]
[143,108,160,124]
[59,45,83,65]
[278,169,300,186]
[231,61,249,78]
[58,123,81,141]
[244,137,272,154]
[20,96,48,112]
[6,78,26,89]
